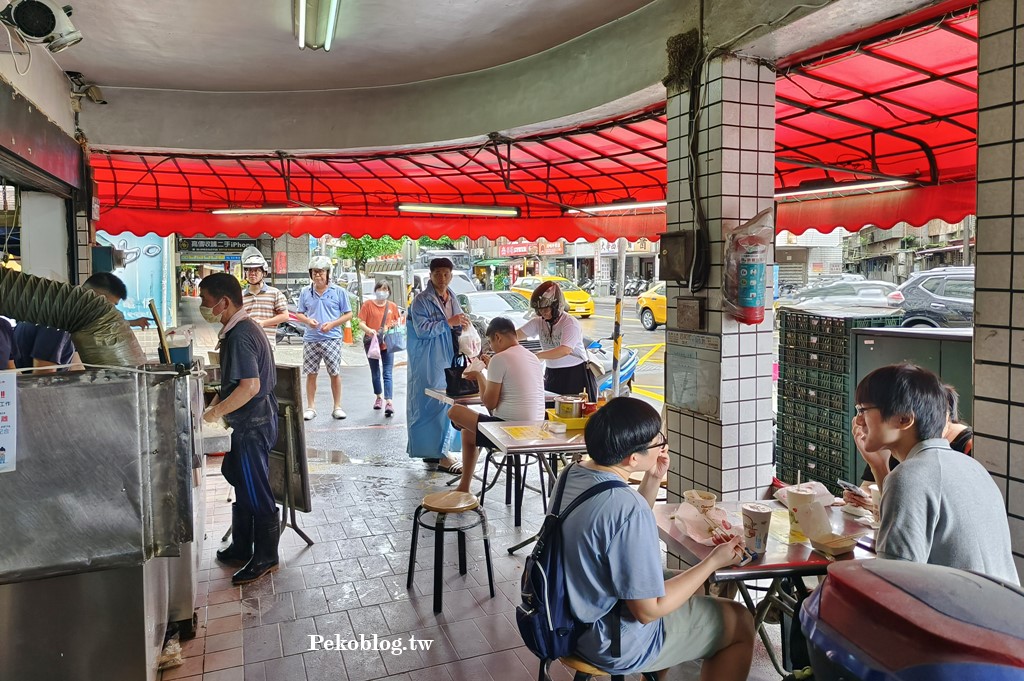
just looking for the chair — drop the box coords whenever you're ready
[406,491,495,614]
[539,655,659,681]
[479,447,550,527]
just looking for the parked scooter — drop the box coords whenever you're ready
[276,310,306,345]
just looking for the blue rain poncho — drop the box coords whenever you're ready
[405,284,464,459]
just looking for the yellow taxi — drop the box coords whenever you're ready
[510,275,595,318]
[636,281,666,330]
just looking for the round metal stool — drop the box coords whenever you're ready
[406,491,495,614]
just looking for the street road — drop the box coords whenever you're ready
[578,296,665,405]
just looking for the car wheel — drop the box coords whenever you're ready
[640,308,658,331]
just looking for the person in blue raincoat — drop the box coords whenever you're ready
[406,257,469,473]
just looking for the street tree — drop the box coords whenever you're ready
[337,235,403,310]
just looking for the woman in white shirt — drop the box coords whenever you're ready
[516,281,597,398]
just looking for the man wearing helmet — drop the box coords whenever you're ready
[240,246,289,347]
[517,280,597,397]
[294,255,353,420]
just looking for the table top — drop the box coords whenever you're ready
[425,387,562,407]
[655,500,876,582]
[424,387,482,406]
[477,420,588,455]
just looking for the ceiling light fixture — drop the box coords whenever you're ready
[293,0,341,51]
[774,179,911,199]
[564,200,667,214]
[211,206,339,215]
[397,203,521,217]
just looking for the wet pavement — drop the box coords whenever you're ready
[166,297,781,681]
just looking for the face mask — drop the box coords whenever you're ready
[200,300,223,324]
[375,290,390,301]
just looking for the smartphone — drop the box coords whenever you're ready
[837,479,870,498]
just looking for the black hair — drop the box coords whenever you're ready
[584,396,663,466]
[83,272,128,301]
[199,272,243,307]
[945,384,960,423]
[485,316,515,338]
[855,363,948,441]
[429,257,454,271]
[373,279,390,292]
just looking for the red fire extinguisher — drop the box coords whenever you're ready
[724,208,773,325]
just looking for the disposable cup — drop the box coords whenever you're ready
[869,484,881,510]
[741,502,772,554]
[787,486,817,534]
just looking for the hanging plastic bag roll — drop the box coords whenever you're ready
[723,208,773,325]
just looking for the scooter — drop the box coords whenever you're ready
[585,336,638,396]
[276,310,306,345]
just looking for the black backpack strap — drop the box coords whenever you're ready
[550,463,630,518]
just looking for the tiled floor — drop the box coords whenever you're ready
[161,453,783,681]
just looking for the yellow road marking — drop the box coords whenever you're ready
[631,386,664,402]
[637,343,665,367]
[625,343,666,348]
[591,315,642,323]
[632,383,663,389]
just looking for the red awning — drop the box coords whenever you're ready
[92,107,668,241]
[92,3,978,240]
[776,181,975,235]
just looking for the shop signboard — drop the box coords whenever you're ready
[97,231,175,328]
[176,237,256,253]
[498,243,534,257]
[274,251,287,274]
[538,241,564,256]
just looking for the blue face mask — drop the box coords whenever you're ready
[375,290,390,301]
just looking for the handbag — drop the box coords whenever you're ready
[445,352,478,397]
[381,302,407,352]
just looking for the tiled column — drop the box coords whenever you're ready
[973,0,1024,576]
[663,56,776,568]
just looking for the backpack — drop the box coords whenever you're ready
[516,464,628,661]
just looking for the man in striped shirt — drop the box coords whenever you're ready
[240,246,289,347]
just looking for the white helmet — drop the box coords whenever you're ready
[308,255,332,278]
[241,246,270,273]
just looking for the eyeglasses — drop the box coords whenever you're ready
[649,435,669,450]
[854,405,880,417]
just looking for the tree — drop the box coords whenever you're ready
[418,236,456,250]
[336,235,403,317]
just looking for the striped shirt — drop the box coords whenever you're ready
[242,283,287,345]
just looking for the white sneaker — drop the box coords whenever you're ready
[332,408,347,420]
[303,409,316,421]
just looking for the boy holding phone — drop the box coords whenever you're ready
[852,363,1017,585]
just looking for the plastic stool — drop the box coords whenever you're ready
[406,491,495,614]
[539,655,659,681]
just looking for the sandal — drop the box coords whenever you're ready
[303,409,316,421]
[437,458,463,475]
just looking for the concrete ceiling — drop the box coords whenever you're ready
[54,0,657,92]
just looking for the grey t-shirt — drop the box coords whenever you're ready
[558,465,665,673]
[877,438,1019,586]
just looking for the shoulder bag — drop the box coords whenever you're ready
[445,352,478,397]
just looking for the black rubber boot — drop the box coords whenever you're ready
[232,512,280,585]
[216,503,254,566]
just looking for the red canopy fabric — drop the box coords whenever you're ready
[777,181,976,235]
[92,3,978,240]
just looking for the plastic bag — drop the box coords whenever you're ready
[367,333,381,360]
[467,356,487,375]
[723,208,773,325]
[459,323,482,358]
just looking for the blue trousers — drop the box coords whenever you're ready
[221,418,278,516]
[367,347,395,399]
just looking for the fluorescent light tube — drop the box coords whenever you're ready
[397,203,520,217]
[565,200,667,214]
[211,206,339,215]
[298,0,306,49]
[774,179,910,199]
[324,0,340,51]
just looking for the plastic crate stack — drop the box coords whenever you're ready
[776,309,903,495]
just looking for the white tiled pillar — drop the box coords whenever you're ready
[663,56,776,568]
[973,0,1024,576]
